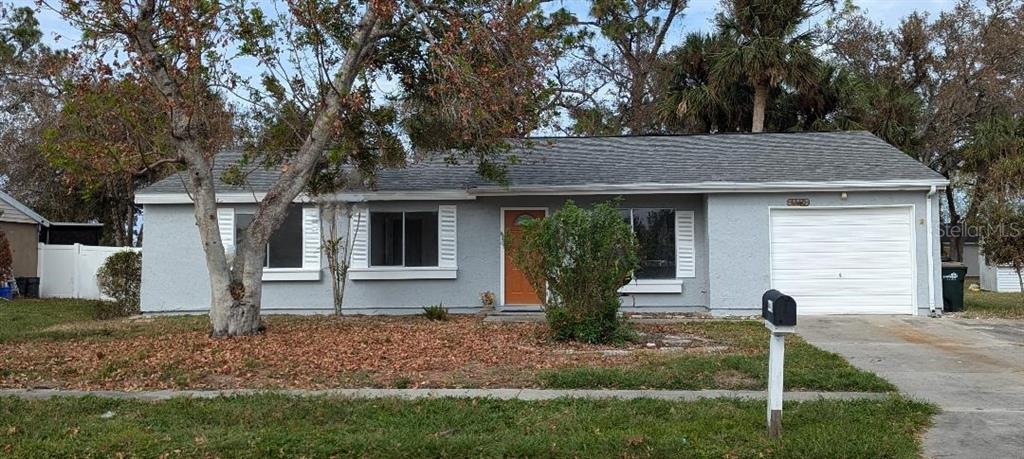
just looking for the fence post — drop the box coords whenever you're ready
[72,243,82,299]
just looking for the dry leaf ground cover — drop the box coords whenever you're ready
[0,300,893,392]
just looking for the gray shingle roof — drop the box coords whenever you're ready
[141,131,945,195]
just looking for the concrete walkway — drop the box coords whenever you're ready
[799,316,1024,459]
[0,387,889,402]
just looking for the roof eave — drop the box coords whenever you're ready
[467,179,950,196]
[136,179,949,204]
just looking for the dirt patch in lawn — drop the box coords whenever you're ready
[0,316,726,391]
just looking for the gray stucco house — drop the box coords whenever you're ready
[137,131,949,316]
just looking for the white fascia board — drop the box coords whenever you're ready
[469,179,950,195]
[332,191,475,202]
[135,192,315,205]
[137,190,474,204]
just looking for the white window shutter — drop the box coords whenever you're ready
[675,210,696,278]
[302,207,321,270]
[349,206,369,269]
[217,208,235,255]
[438,205,458,268]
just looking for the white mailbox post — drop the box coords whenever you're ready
[762,289,797,439]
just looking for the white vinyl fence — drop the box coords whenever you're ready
[37,243,141,300]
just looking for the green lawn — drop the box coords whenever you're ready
[0,299,204,344]
[963,289,1024,319]
[541,321,896,392]
[0,395,935,458]
[0,299,99,343]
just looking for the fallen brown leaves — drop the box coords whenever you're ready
[0,316,704,391]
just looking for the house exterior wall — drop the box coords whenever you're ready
[0,221,39,278]
[141,190,939,315]
[341,195,709,314]
[705,190,942,316]
[140,195,710,314]
[140,204,335,314]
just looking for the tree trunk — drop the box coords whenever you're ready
[945,185,962,262]
[179,152,251,336]
[752,82,768,133]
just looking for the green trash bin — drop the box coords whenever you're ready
[942,263,969,313]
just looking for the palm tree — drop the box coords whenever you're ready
[712,0,832,132]
[664,33,751,133]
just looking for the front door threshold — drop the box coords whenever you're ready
[498,305,543,313]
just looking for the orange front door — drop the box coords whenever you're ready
[503,209,545,305]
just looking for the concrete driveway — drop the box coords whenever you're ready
[798,316,1024,459]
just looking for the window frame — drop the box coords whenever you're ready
[224,206,321,282]
[235,207,304,270]
[348,205,458,281]
[368,210,440,268]
[618,207,685,294]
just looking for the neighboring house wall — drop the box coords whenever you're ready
[140,194,710,314]
[705,190,941,316]
[963,243,980,278]
[0,199,37,224]
[0,222,39,278]
[979,255,1024,293]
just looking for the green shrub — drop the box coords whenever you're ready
[96,250,142,318]
[422,304,450,321]
[505,200,639,343]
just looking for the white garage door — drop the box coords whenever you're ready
[770,207,916,315]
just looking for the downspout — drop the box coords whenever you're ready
[927,185,938,316]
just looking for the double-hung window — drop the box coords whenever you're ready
[369,211,439,267]
[621,208,677,279]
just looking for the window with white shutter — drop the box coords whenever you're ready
[675,210,696,278]
[349,206,369,270]
[438,205,457,269]
[349,204,457,280]
[217,208,235,255]
[216,205,321,281]
[302,207,321,270]
[618,208,696,294]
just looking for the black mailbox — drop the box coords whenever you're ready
[762,289,797,327]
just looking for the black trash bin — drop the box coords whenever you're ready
[942,263,969,313]
[24,277,40,298]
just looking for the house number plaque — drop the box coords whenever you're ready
[786,198,810,207]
